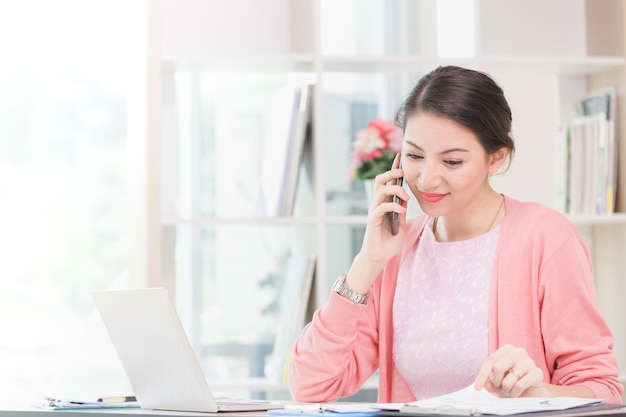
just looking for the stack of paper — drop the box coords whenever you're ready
[271,384,608,417]
[33,396,139,410]
[394,384,602,415]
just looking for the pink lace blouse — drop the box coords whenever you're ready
[393,217,501,399]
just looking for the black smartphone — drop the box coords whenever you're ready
[391,159,403,235]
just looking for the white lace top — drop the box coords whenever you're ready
[393,217,500,400]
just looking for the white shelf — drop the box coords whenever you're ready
[162,217,320,227]
[163,213,626,228]
[163,216,370,227]
[567,213,626,225]
[163,55,318,73]
[320,55,625,75]
[163,54,625,76]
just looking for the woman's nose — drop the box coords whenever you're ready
[417,162,442,190]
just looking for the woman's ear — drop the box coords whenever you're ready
[488,147,510,173]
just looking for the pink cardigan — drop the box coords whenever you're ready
[288,197,623,403]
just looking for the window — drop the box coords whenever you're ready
[166,71,317,396]
[0,0,137,402]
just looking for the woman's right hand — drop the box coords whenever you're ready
[360,162,409,265]
[344,154,410,295]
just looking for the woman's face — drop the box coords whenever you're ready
[401,113,505,218]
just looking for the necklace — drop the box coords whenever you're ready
[486,195,505,231]
[433,195,505,239]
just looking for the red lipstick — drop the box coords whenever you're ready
[420,192,447,203]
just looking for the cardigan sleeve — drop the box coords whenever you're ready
[287,289,381,402]
[494,200,623,403]
[288,217,429,403]
[539,233,623,402]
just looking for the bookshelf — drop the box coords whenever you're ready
[156,0,626,398]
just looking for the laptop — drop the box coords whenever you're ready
[93,287,284,413]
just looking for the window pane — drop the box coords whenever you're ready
[0,0,133,402]
[172,224,316,398]
[322,71,425,217]
[320,0,388,56]
[437,0,475,57]
[323,72,403,216]
[326,224,365,287]
[171,71,316,220]
[168,70,318,397]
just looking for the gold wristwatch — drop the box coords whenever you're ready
[332,274,369,305]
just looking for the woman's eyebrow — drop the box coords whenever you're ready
[405,140,469,155]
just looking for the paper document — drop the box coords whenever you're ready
[283,403,384,413]
[275,386,603,416]
[33,396,140,410]
[383,384,602,415]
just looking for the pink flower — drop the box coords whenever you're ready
[368,119,403,152]
[347,118,403,180]
[353,127,386,161]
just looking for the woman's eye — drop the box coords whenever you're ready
[406,153,423,160]
[445,160,463,166]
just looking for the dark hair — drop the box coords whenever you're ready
[395,66,515,167]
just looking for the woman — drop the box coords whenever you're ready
[288,66,623,403]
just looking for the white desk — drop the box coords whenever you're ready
[0,407,268,416]
[2,404,626,417]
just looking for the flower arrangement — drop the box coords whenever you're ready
[347,118,403,180]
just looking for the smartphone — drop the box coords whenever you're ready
[390,159,403,235]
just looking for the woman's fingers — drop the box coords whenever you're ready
[475,345,544,398]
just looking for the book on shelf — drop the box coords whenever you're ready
[255,83,313,217]
[265,254,316,383]
[281,83,313,216]
[560,87,617,216]
[554,125,569,215]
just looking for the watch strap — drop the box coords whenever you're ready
[332,274,369,305]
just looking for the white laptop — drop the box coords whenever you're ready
[93,287,284,413]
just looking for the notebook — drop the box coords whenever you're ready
[93,287,284,413]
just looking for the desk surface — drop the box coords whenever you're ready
[1,405,625,417]
[0,407,268,416]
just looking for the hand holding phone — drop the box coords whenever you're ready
[390,155,403,235]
